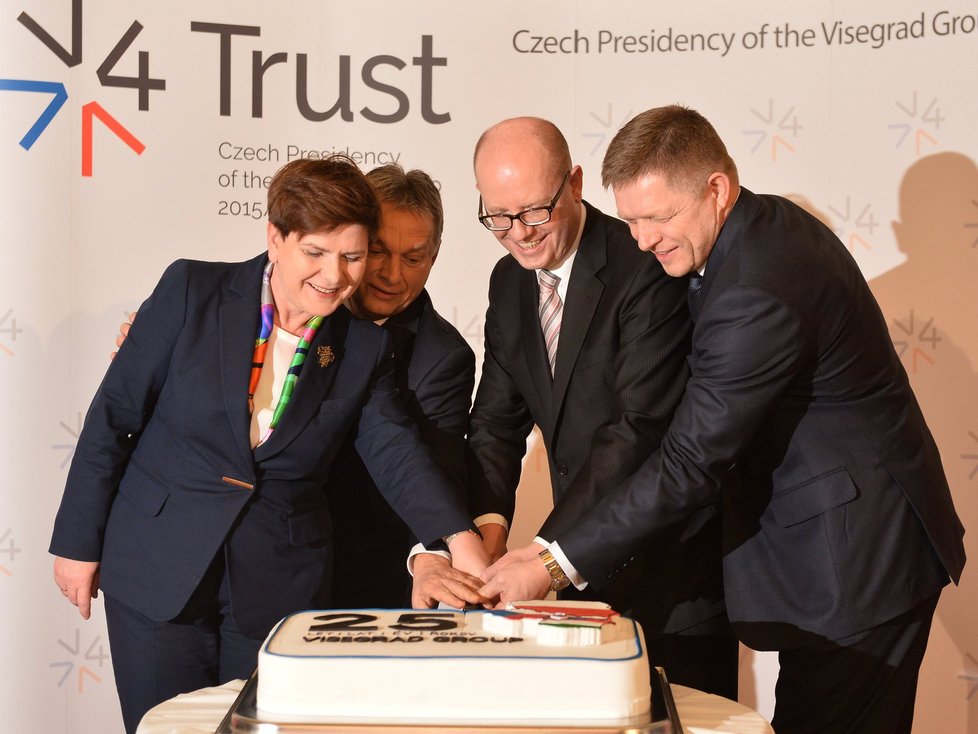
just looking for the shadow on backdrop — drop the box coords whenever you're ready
[869,151,978,732]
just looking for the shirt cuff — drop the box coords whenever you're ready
[534,536,587,590]
[473,513,509,532]
[405,542,451,577]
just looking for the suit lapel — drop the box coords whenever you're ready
[219,256,266,469]
[386,292,424,389]
[251,310,347,461]
[552,206,605,420]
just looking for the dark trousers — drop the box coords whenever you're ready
[771,593,940,734]
[647,616,740,701]
[104,553,262,734]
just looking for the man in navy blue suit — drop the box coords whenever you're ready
[483,106,966,734]
[329,164,503,609]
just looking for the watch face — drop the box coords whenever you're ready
[550,575,570,592]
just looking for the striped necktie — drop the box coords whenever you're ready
[538,269,562,374]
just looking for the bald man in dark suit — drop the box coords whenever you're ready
[467,116,737,698]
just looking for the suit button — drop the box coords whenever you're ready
[557,464,569,476]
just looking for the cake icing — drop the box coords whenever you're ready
[256,600,650,724]
[481,600,620,646]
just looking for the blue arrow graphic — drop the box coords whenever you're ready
[0,80,68,150]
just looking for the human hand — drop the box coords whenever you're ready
[110,311,136,360]
[446,530,491,578]
[411,554,488,609]
[478,522,508,563]
[480,541,543,581]
[478,544,550,608]
[54,556,101,620]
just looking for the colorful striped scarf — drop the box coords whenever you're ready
[248,261,323,445]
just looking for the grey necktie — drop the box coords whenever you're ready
[688,272,703,321]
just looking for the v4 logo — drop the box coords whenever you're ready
[2,0,164,175]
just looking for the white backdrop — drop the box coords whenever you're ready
[2,1,976,731]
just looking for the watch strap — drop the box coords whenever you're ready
[538,547,570,591]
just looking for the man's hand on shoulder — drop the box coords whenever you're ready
[109,311,137,360]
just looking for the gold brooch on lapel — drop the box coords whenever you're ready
[317,345,335,368]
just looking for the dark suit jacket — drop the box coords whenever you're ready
[556,189,966,649]
[328,290,475,607]
[49,254,472,638]
[468,201,726,635]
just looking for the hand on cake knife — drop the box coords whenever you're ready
[478,542,552,608]
[412,554,488,609]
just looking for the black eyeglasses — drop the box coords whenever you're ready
[478,172,570,231]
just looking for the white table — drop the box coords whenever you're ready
[137,679,773,734]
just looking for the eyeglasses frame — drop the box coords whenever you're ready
[477,171,571,231]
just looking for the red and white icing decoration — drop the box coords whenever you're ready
[482,600,619,646]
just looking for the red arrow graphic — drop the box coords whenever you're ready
[771,136,795,161]
[915,129,938,156]
[81,101,144,177]
[78,667,101,693]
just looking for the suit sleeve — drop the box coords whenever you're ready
[410,342,476,491]
[400,340,475,550]
[560,283,811,588]
[354,341,474,547]
[49,260,191,561]
[538,256,690,539]
[466,287,536,523]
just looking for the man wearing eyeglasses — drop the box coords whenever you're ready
[463,116,738,698]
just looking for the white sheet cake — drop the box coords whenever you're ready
[256,600,651,724]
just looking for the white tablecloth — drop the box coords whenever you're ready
[136,679,773,734]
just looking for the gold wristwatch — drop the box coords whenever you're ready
[538,548,571,591]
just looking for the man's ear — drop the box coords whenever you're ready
[707,171,732,210]
[568,164,584,202]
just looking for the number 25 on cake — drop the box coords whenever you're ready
[257,601,651,724]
